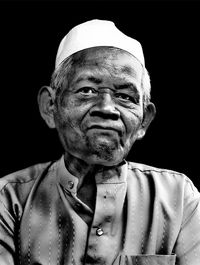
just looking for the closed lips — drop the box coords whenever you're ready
[87,125,123,135]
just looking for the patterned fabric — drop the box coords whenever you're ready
[0,156,200,265]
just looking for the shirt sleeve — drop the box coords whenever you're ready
[174,177,200,265]
[0,183,18,265]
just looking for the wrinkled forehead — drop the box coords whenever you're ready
[70,47,143,80]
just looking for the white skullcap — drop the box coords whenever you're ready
[55,19,145,69]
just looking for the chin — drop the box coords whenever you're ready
[85,149,125,167]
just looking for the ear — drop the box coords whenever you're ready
[136,102,156,140]
[37,86,56,128]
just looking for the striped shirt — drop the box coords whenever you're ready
[0,156,200,265]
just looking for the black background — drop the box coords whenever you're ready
[0,0,200,188]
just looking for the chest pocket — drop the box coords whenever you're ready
[116,254,176,265]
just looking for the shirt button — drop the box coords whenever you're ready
[68,180,74,189]
[75,202,81,208]
[96,227,104,236]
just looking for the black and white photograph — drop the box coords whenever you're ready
[0,0,200,264]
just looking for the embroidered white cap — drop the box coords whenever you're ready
[55,19,145,69]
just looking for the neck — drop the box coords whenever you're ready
[63,151,96,189]
[63,151,124,189]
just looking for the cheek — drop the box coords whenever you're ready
[55,110,85,152]
[56,109,80,133]
[54,99,91,145]
[56,97,83,127]
[122,109,143,137]
[121,117,141,154]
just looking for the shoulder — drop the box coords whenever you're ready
[0,158,60,219]
[0,160,54,196]
[127,161,186,179]
[127,160,184,175]
[126,161,198,195]
[126,161,200,221]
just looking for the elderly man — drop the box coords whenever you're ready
[0,19,200,265]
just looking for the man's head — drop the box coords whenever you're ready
[38,20,156,166]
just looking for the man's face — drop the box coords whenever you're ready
[54,48,146,166]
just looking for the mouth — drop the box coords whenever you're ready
[87,125,123,136]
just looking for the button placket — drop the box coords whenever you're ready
[75,202,81,208]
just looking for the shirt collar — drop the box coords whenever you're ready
[95,160,127,184]
[57,155,128,193]
[57,155,79,194]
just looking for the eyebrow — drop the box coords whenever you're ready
[114,83,136,90]
[75,75,102,85]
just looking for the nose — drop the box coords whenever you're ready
[89,92,120,120]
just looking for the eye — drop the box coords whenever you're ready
[77,87,97,95]
[115,92,140,105]
[115,93,135,102]
[116,93,131,100]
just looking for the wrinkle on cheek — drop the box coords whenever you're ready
[58,120,85,154]
[55,107,84,148]
[60,114,78,132]
[121,110,143,146]
[128,109,144,124]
